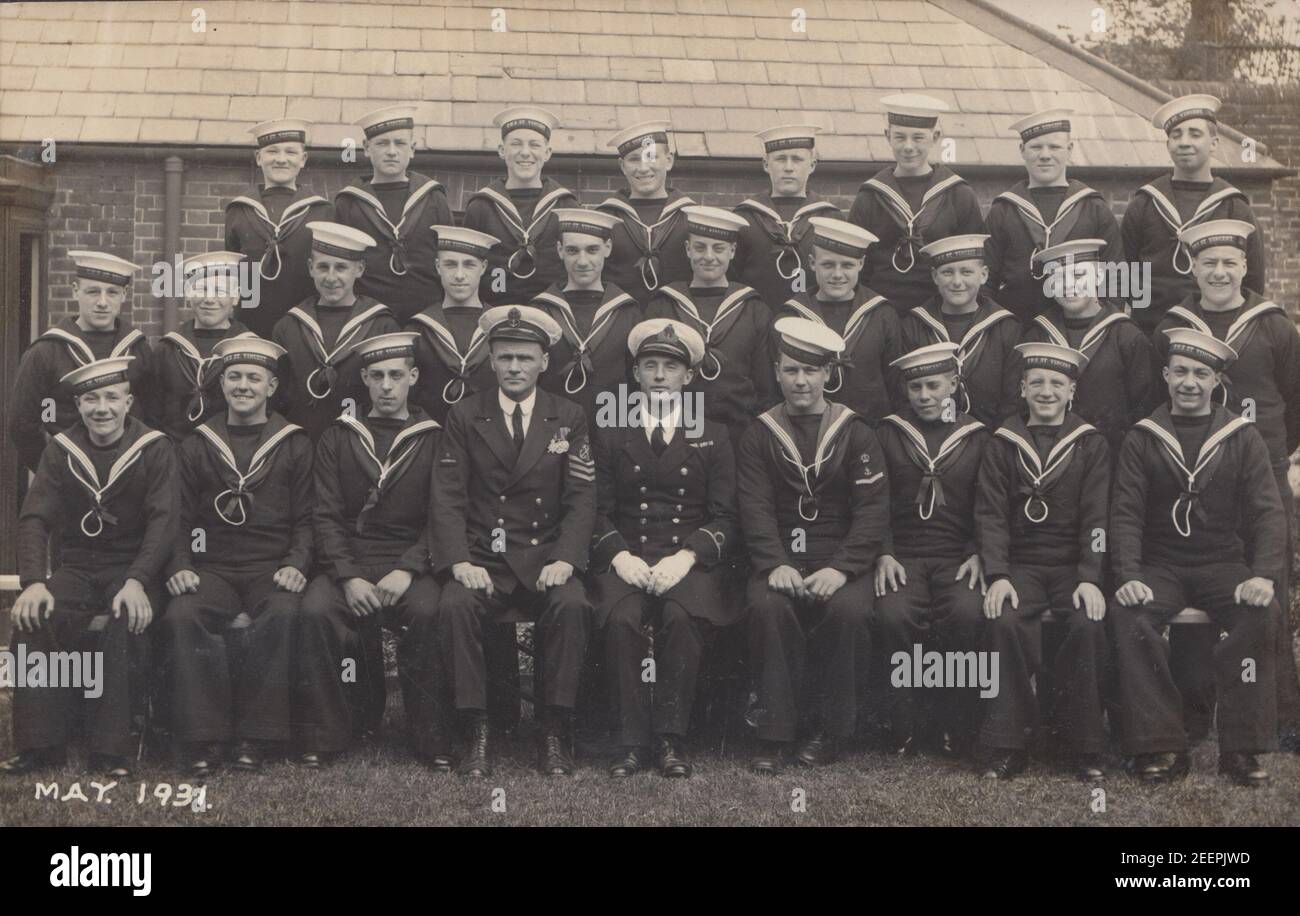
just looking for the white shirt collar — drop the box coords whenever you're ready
[644,400,681,444]
[499,387,537,419]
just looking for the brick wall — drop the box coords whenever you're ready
[38,153,1283,338]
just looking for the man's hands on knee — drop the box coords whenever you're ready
[375,569,413,607]
[768,564,804,599]
[803,567,846,602]
[274,566,307,594]
[874,555,906,597]
[343,578,382,617]
[12,582,55,632]
[955,554,986,594]
[646,550,695,596]
[111,578,153,634]
[1115,580,1153,607]
[1235,577,1274,608]
[1074,582,1106,621]
[612,551,652,591]
[166,569,200,597]
[452,562,494,598]
[536,560,574,591]
[984,578,1017,620]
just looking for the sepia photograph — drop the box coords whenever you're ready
[0,0,1296,870]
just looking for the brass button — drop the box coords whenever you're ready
[639,535,647,544]
[640,518,647,525]
[531,521,538,529]
[679,468,688,476]
[672,517,680,524]
[639,486,647,494]
[675,504,682,511]
[671,536,679,544]
[499,494,506,503]
[677,488,685,496]
[535,497,542,505]
[633,465,641,473]
[496,518,504,525]
[639,502,648,511]
[529,538,538,546]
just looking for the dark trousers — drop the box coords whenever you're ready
[157,566,298,744]
[436,577,592,715]
[601,587,720,747]
[977,564,1109,754]
[295,569,447,756]
[874,555,985,742]
[1170,466,1299,739]
[11,565,155,759]
[1109,561,1278,756]
[745,569,873,743]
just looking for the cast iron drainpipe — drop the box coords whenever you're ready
[162,155,183,333]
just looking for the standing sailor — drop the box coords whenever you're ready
[901,235,1020,428]
[984,109,1124,325]
[733,125,842,309]
[773,217,902,424]
[1019,239,1156,458]
[645,206,777,446]
[1121,94,1265,334]
[406,226,501,425]
[874,342,989,756]
[154,251,255,441]
[597,121,697,307]
[849,94,985,314]
[433,306,596,777]
[10,251,154,475]
[1109,329,1282,786]
[334,105,452,323]
[739,318,888,774]
[975,343,1111,781]
[534,208,641,427]
[2,357,176,777]
[593,319,737,778]
[465,106,578,306]
[159,337,312,776]
[271,221,400,439]
[297,332,447,769]
[224,118,333,338]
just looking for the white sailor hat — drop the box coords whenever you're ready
[890,342,961,380]
[756,124,820,154]
[1033,238,1108,270]
[355,104,416,140]
[554,208,621,240]
[808,217,878,258]
[61,356,135,395]
[69,250,138,286]
[213,335,285,372]
[1179,219,1254,255]
[1151,93,1220,133]
[1163,327,1237,371]
[1009,108,1073,142]
[628,318,705,368]
[1014,342,1088,379]
[881,94,949,129]
[606,120,673,157]
[249,118,310,147]
[494,106,558,141]
[352,331,419,367]
[432,225,499,259]
[480,305,563,348]
[306,221,376,260]
[183,251,245,297]
[920,234,990,266]
[682,206,747,242]
[773,316,846,368]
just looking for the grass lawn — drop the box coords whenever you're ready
[2,685,1297,827]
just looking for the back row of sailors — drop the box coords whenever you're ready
[5,306,1286,787]
[213,92,1263,332]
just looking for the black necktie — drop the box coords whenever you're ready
[651,424,666,456]
[511,404,525,453]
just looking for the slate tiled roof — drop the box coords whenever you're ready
[0,0,1285,171]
